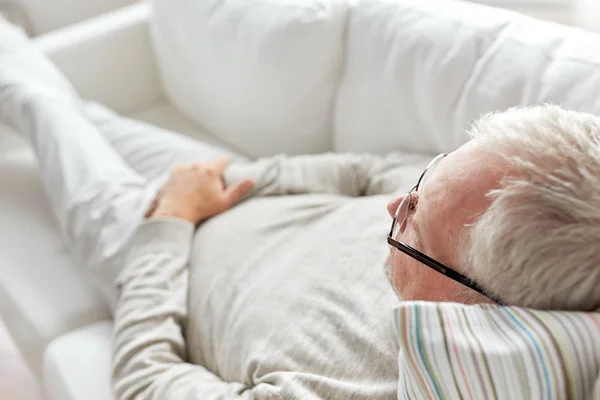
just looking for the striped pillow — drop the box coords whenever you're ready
[395,302,600,400]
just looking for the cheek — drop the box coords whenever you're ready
[390,250,420,293]
[416,204,454,265]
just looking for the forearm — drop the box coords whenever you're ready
[224,152,429,198]
[113,219,248,400]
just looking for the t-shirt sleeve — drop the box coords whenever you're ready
[223,152,425,197]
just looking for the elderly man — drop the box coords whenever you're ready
[2,21,599,400]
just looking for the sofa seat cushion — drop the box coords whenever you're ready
[43,321,114,400]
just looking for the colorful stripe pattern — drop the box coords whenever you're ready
[394,302,600,400]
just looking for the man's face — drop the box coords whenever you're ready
[385,139,507,303]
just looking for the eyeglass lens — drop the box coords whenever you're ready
[392,155,445,241]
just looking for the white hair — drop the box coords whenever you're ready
[464,105,600,311]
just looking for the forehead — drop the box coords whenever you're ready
[421,140,508,246]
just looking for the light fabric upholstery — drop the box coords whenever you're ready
[150,0,348,157]
[0,130,111,379]
[151,0,600,158]
[18,0,137,35]
[43,322,113,400]
[335,0,600,155]
[32,2,162,115]
[395,302,600,400]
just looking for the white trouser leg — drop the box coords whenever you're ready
[1,93,243,311]
[0,21,243,310]
[0,88,154,310]
[83,102,246,183]
[0,21,157,309]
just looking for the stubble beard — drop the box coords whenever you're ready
[384,251,403,301]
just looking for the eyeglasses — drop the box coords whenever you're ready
[387,153,504,305]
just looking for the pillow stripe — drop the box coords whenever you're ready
[548,313,586,398]
[549,314,580,394]
[517,308,564,397]
[414,305,444,399]
[474,311,503,400]
[563,313,596,384]
[456,308,492,399]
[528,311,572,399]
[501,308,554,399]
[487,310,530,398]
[495,308,541,398]
[586,314,600,331]
[459,309,498,400]
[441,308,476,399]
[579,315,600,384]
[396,303,600,400]
[399,305,431,399]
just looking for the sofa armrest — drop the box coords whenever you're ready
[32,2,163,114]
[43,321,114,400]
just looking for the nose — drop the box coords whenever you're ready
[387,194,406,218]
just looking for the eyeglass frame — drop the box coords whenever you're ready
[386,153,504,305]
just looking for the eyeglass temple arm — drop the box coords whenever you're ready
[386,236,504,305]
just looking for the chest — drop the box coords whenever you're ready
[186,195,400,397]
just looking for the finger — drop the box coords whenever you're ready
[225,179,255,206]
[211,158,230,174]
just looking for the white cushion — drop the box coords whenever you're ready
[334,0,600,155]
[18,0,137,35]
[43,321,113,400]
[128,101,247,158]
[33,2,163,115]
[150,0,347,158]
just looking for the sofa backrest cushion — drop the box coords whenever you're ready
[334,0,600,155]
[150,0,347,158]
[150,0,600,158]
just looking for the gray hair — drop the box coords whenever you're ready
[464,105,600,311]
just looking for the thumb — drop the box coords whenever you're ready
[225,179,255,206]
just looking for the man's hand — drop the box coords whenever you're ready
[146,159,254,224]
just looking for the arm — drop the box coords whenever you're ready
[223,152,428,197]
[112,219,250,400]
[112,160,259,400]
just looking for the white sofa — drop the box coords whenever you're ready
[18,0,138,34]
[1,1,600,399]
